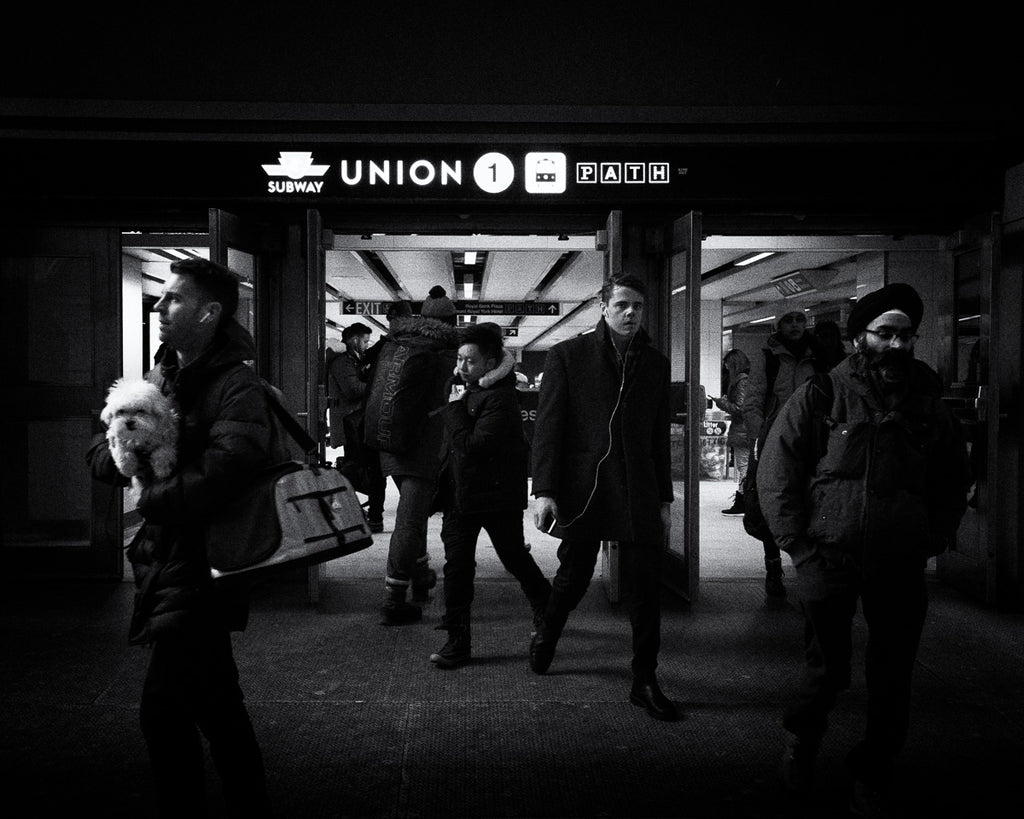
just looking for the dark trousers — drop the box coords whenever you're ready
[544,538,663,678]
[761,534,781,561]
[783,553,928,786]
[140,628,271,818]
[440,507,551,624]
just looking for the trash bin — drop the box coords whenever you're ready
[700,413,731,480]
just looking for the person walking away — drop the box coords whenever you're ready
[429,322,552,669]
[529,274,678,722]
[363,289,460,626]
[758,283,970,813]
[87,258,280,818]
[741,310,825,597]
[328,322,385,532]
[714,348,751,515]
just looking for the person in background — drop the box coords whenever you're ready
[328,322,385,533]
[714,348,751,516]
[429,322,551,669]
[529,274,678,722]
[759,283,971,813]
[364,290,460,626]
[87,258,279,818]
[742,310,824,598]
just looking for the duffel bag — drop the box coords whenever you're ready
[206,461,372,584]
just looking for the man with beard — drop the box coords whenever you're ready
[758,283,971,814]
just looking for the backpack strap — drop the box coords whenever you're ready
[764,349,780,394]
[807,372,835,464]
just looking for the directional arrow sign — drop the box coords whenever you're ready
[341,301,391,315]
[453,301,560,316]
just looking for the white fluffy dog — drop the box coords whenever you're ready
[100,378,179,492]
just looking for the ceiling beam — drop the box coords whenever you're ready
[332,234,596,251]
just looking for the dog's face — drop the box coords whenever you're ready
[101,380,176,447]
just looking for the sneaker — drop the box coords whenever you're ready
[721,493,745,515]
[379,600,422,626]
[367,518,384,534]
[780,731,817,795]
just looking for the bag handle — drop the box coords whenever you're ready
[261,381,317,453]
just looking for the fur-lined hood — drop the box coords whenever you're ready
[387,315,462,347]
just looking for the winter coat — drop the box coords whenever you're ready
[367,316,461,481]
[742,334,821,441]
[531,320,673,544]
[327,349,366,448]
[717,371,750,449]
[87,319,289,644]
[438,369,529,515]
[757,353,971,574]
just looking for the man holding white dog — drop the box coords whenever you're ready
[88,258,282,818]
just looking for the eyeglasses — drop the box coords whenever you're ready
[864,328,918,343]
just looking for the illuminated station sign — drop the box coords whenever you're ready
[258,147,686,202]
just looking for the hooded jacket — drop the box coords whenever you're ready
[531,320,673,544]
[439,368,529,515]
[87,319,288,644]
[757,353,971,573]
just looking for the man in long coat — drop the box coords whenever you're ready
[529,274,678,721]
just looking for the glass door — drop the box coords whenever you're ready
[937,217,1001,604]
[663,212,703,601]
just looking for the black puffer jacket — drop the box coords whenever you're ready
[758,353,971,573]
[87,320,288,644]
[438,370,529,515]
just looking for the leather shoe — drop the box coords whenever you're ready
[529,628,558,674]
[629,677,679,722]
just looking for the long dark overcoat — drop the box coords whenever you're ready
[531,320,673,544]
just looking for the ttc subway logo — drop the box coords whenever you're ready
[262,152,330,193]
[525,152,566,194]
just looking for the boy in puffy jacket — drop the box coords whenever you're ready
[429,322,551,668]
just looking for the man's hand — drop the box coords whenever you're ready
[534,496,559,534]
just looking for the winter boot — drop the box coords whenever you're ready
[721,491,745,515]
[411,556,437,603]
[765,557,787,598]
[380,581,422,626]
[430,619,471,669]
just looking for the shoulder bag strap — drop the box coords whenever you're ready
[261,382,317,453]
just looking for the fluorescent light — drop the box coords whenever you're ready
[734,252,775,267]
[958,314,981,322]
[464,251,477,265]
[749,315,777,325]
[463,281,474,299]
[671,285,687,295]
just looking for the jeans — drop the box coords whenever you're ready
[543,538,664,678]
[140,628,271,818]
[783,552,928,785]
[440,507,551,624]
[386,474,435,585]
